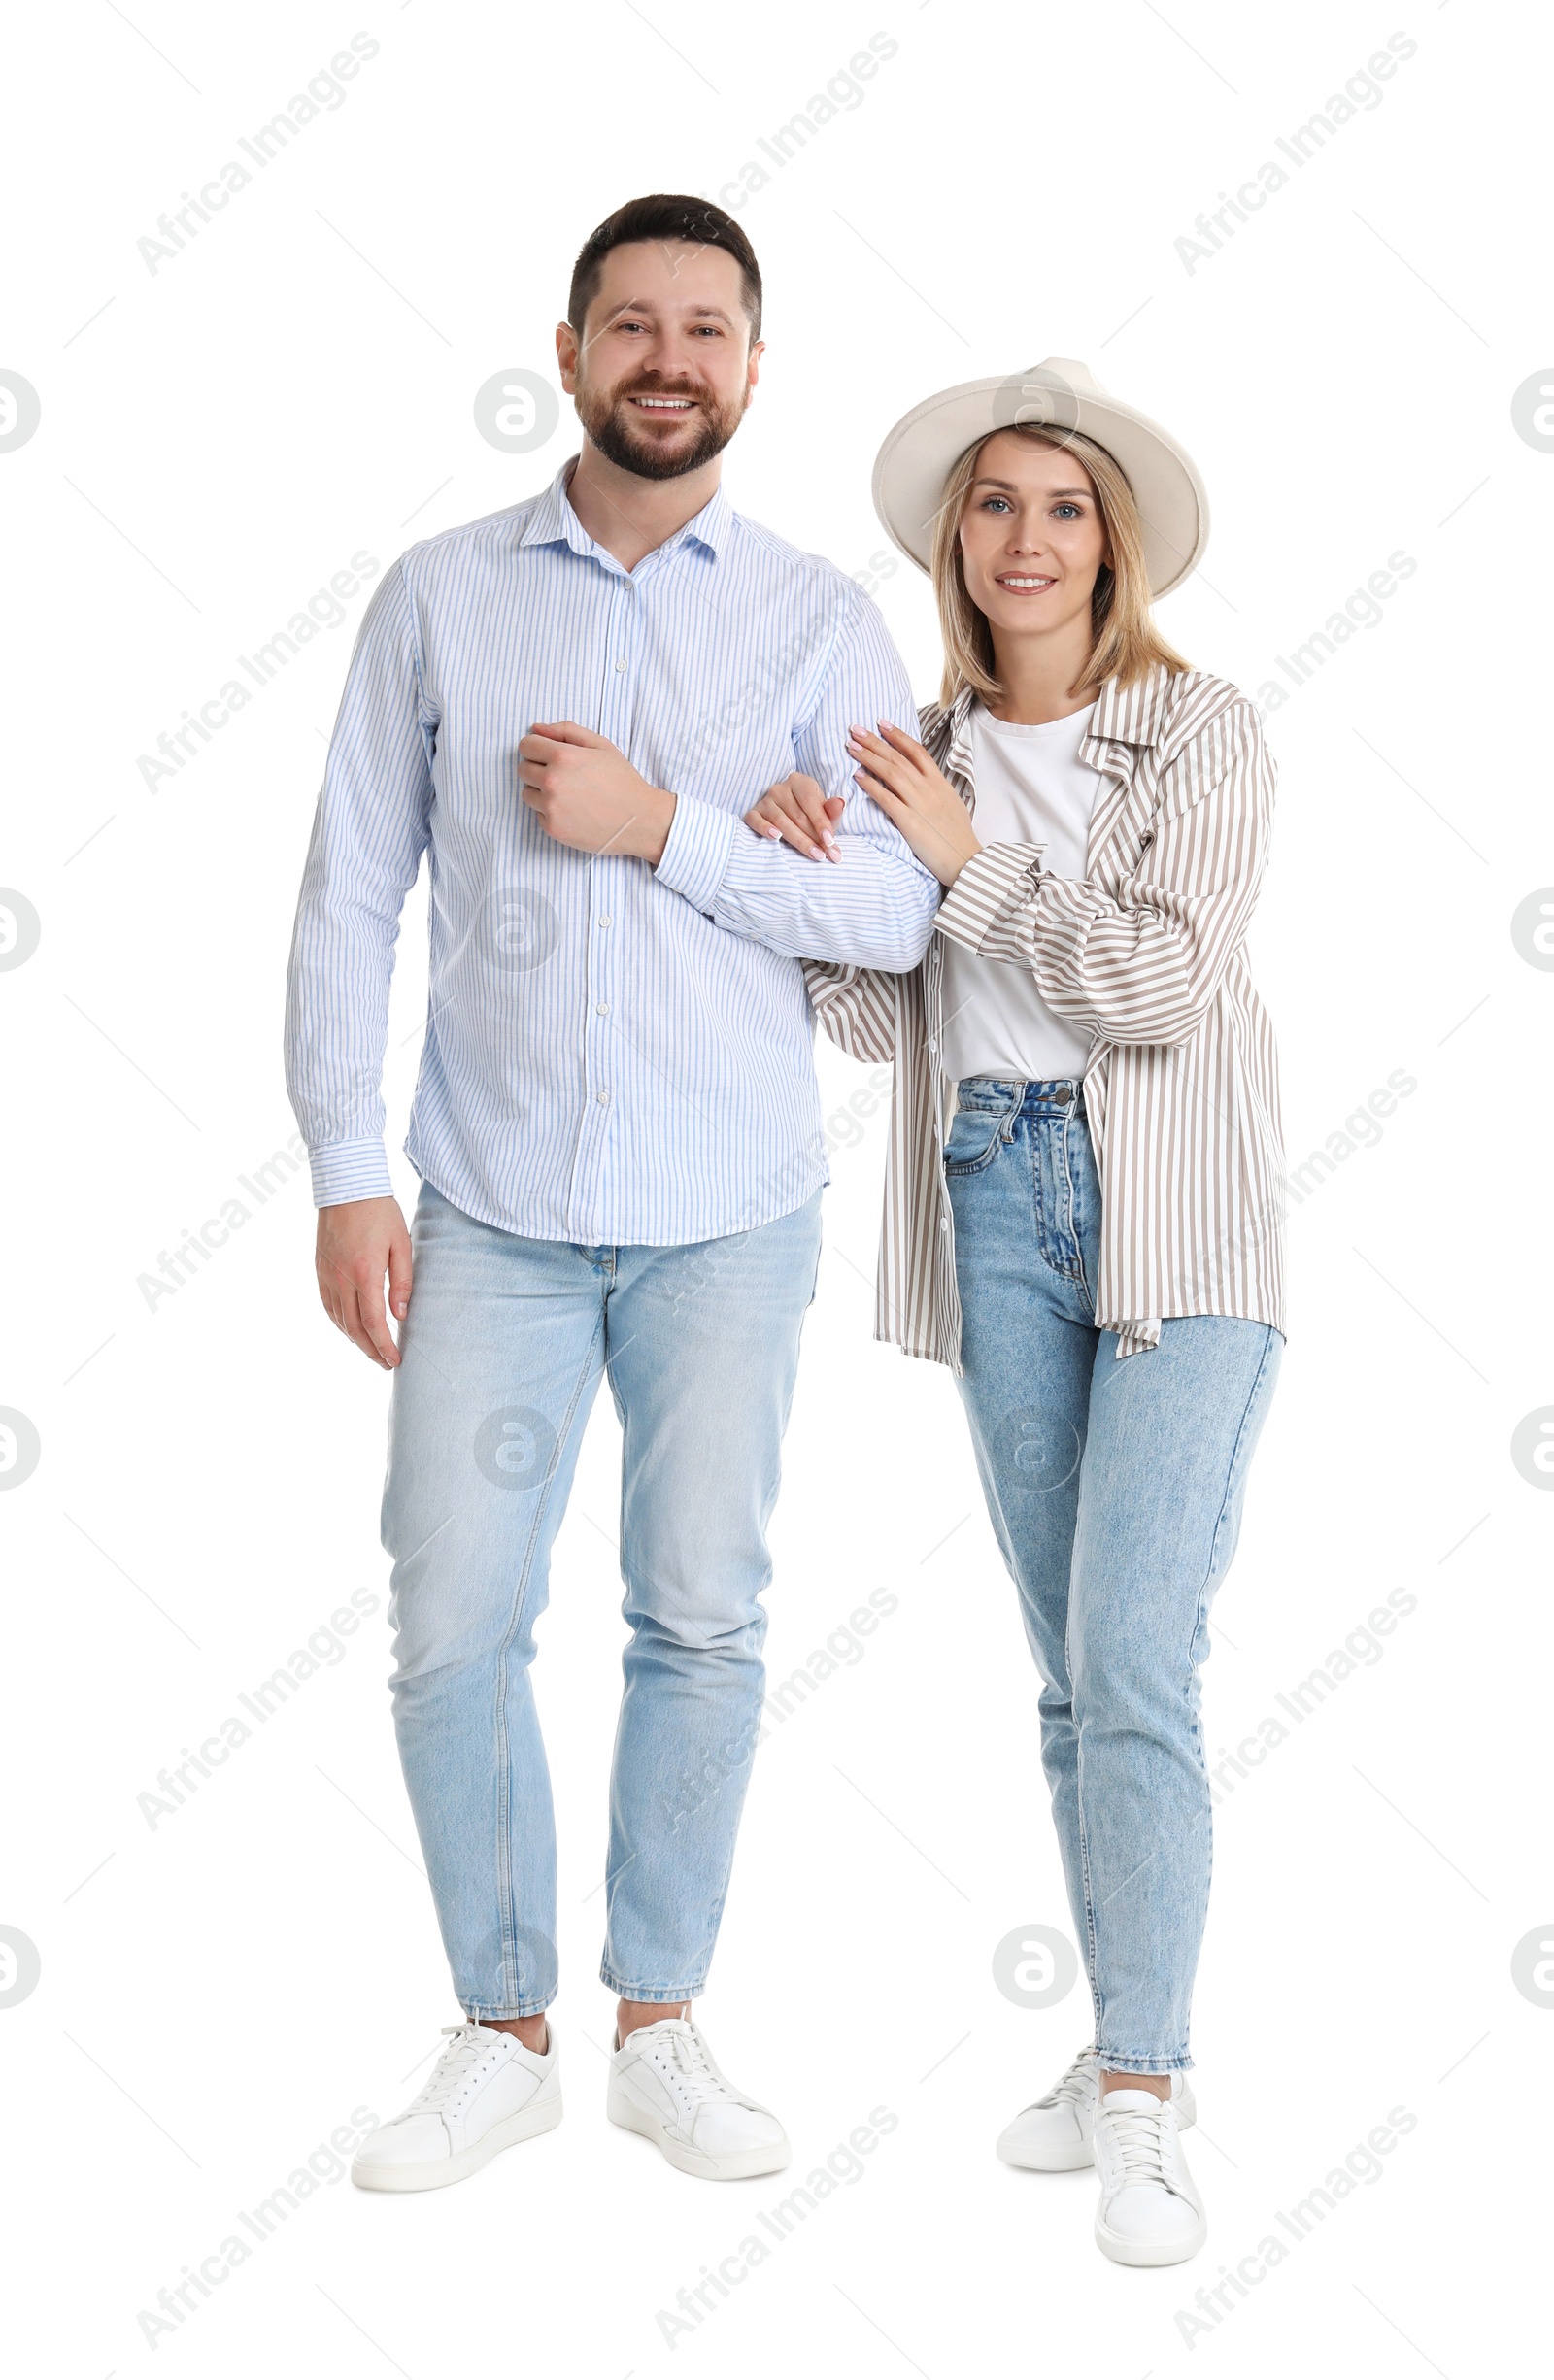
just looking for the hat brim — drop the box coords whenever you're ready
[871,372,1209,598]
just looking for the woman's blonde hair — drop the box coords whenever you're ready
[929,425,1189,708]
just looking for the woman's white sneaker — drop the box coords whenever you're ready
[1093,2087,1206,2265]
[997,2046,1196,2171]
[608,2016,790,2181]
[352,2021,561,2193]
[997,2045,1101,2171]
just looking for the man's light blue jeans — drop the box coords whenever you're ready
[380,1180,823,2021]
[945,1078,1282,2072]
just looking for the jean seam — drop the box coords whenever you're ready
[1067,1607,1104,2042]
[598,1972,705,2000]
[491,1307,605,2014]
[1028,1110,1089,1295]
[1166,1323,1282,2071]
[1097,2055,1192,2075]
[599,1695,749,1999]
[1060,1105,1096,1308]
[1201,1325,1280,1584]
[675,1832,739,2002]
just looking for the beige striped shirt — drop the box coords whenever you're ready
[801,663,1286,1368]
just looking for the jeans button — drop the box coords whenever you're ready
[1054,1084,1073,1104]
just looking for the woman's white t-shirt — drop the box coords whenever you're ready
[938,699,1101,1086]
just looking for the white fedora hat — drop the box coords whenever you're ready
[871,358,1209,597]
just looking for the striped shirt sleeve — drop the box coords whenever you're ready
[283,558,436,1205]
[934,693,1273,1047]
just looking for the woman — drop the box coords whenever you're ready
[744,361,1285,2269]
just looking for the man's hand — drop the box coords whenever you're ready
[316,1196,412,1370]
[518,721,676,862]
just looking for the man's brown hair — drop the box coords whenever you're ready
[567,194,762,342]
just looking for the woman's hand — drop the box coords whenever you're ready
[743,772,845,862]
[847,722,980,887]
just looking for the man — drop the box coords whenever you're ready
[285,193,936,2192]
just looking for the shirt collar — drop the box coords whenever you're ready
[1088,663,1178,746]
[676,476,732,556]
[945,663,1177,760]
[516,457,732,564]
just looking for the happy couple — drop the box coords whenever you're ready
[284,190,1285,2270]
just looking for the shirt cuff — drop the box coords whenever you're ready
[308,1137,394,1207]
[934,840,1045,954]
[654,792,737,915]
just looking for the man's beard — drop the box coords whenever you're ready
[575,372,746,482]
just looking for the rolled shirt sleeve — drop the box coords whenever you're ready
[934,695,1275,1048]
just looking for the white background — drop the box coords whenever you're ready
[3,2,1550,2372]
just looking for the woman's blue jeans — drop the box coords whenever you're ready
[945,1078,1282,2072]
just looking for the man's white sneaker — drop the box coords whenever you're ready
[352,2021,561,2193]
[997,2046,1196,2172]
[1093,2087,1206,2266]
[607,2016,790,2181]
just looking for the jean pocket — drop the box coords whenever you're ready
[943,1107,1006,1177]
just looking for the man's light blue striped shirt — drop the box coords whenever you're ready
[285,461,938,1246]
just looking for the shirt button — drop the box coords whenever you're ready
[596,1002,609,1015]
[928,1038,937,1054]
[598,915,611,927]
[614,657,627,672]
[596,1089,609,1104]
[939,1217,950,1231]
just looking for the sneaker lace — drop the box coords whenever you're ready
[1104,2100,1176,2188]
[647,2021,736,2103]
[1038,2045,1099,2110]
[409,2023,499,2113]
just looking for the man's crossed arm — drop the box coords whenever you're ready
[516,718,939,972]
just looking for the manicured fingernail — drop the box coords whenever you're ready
[822,831,837,850]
